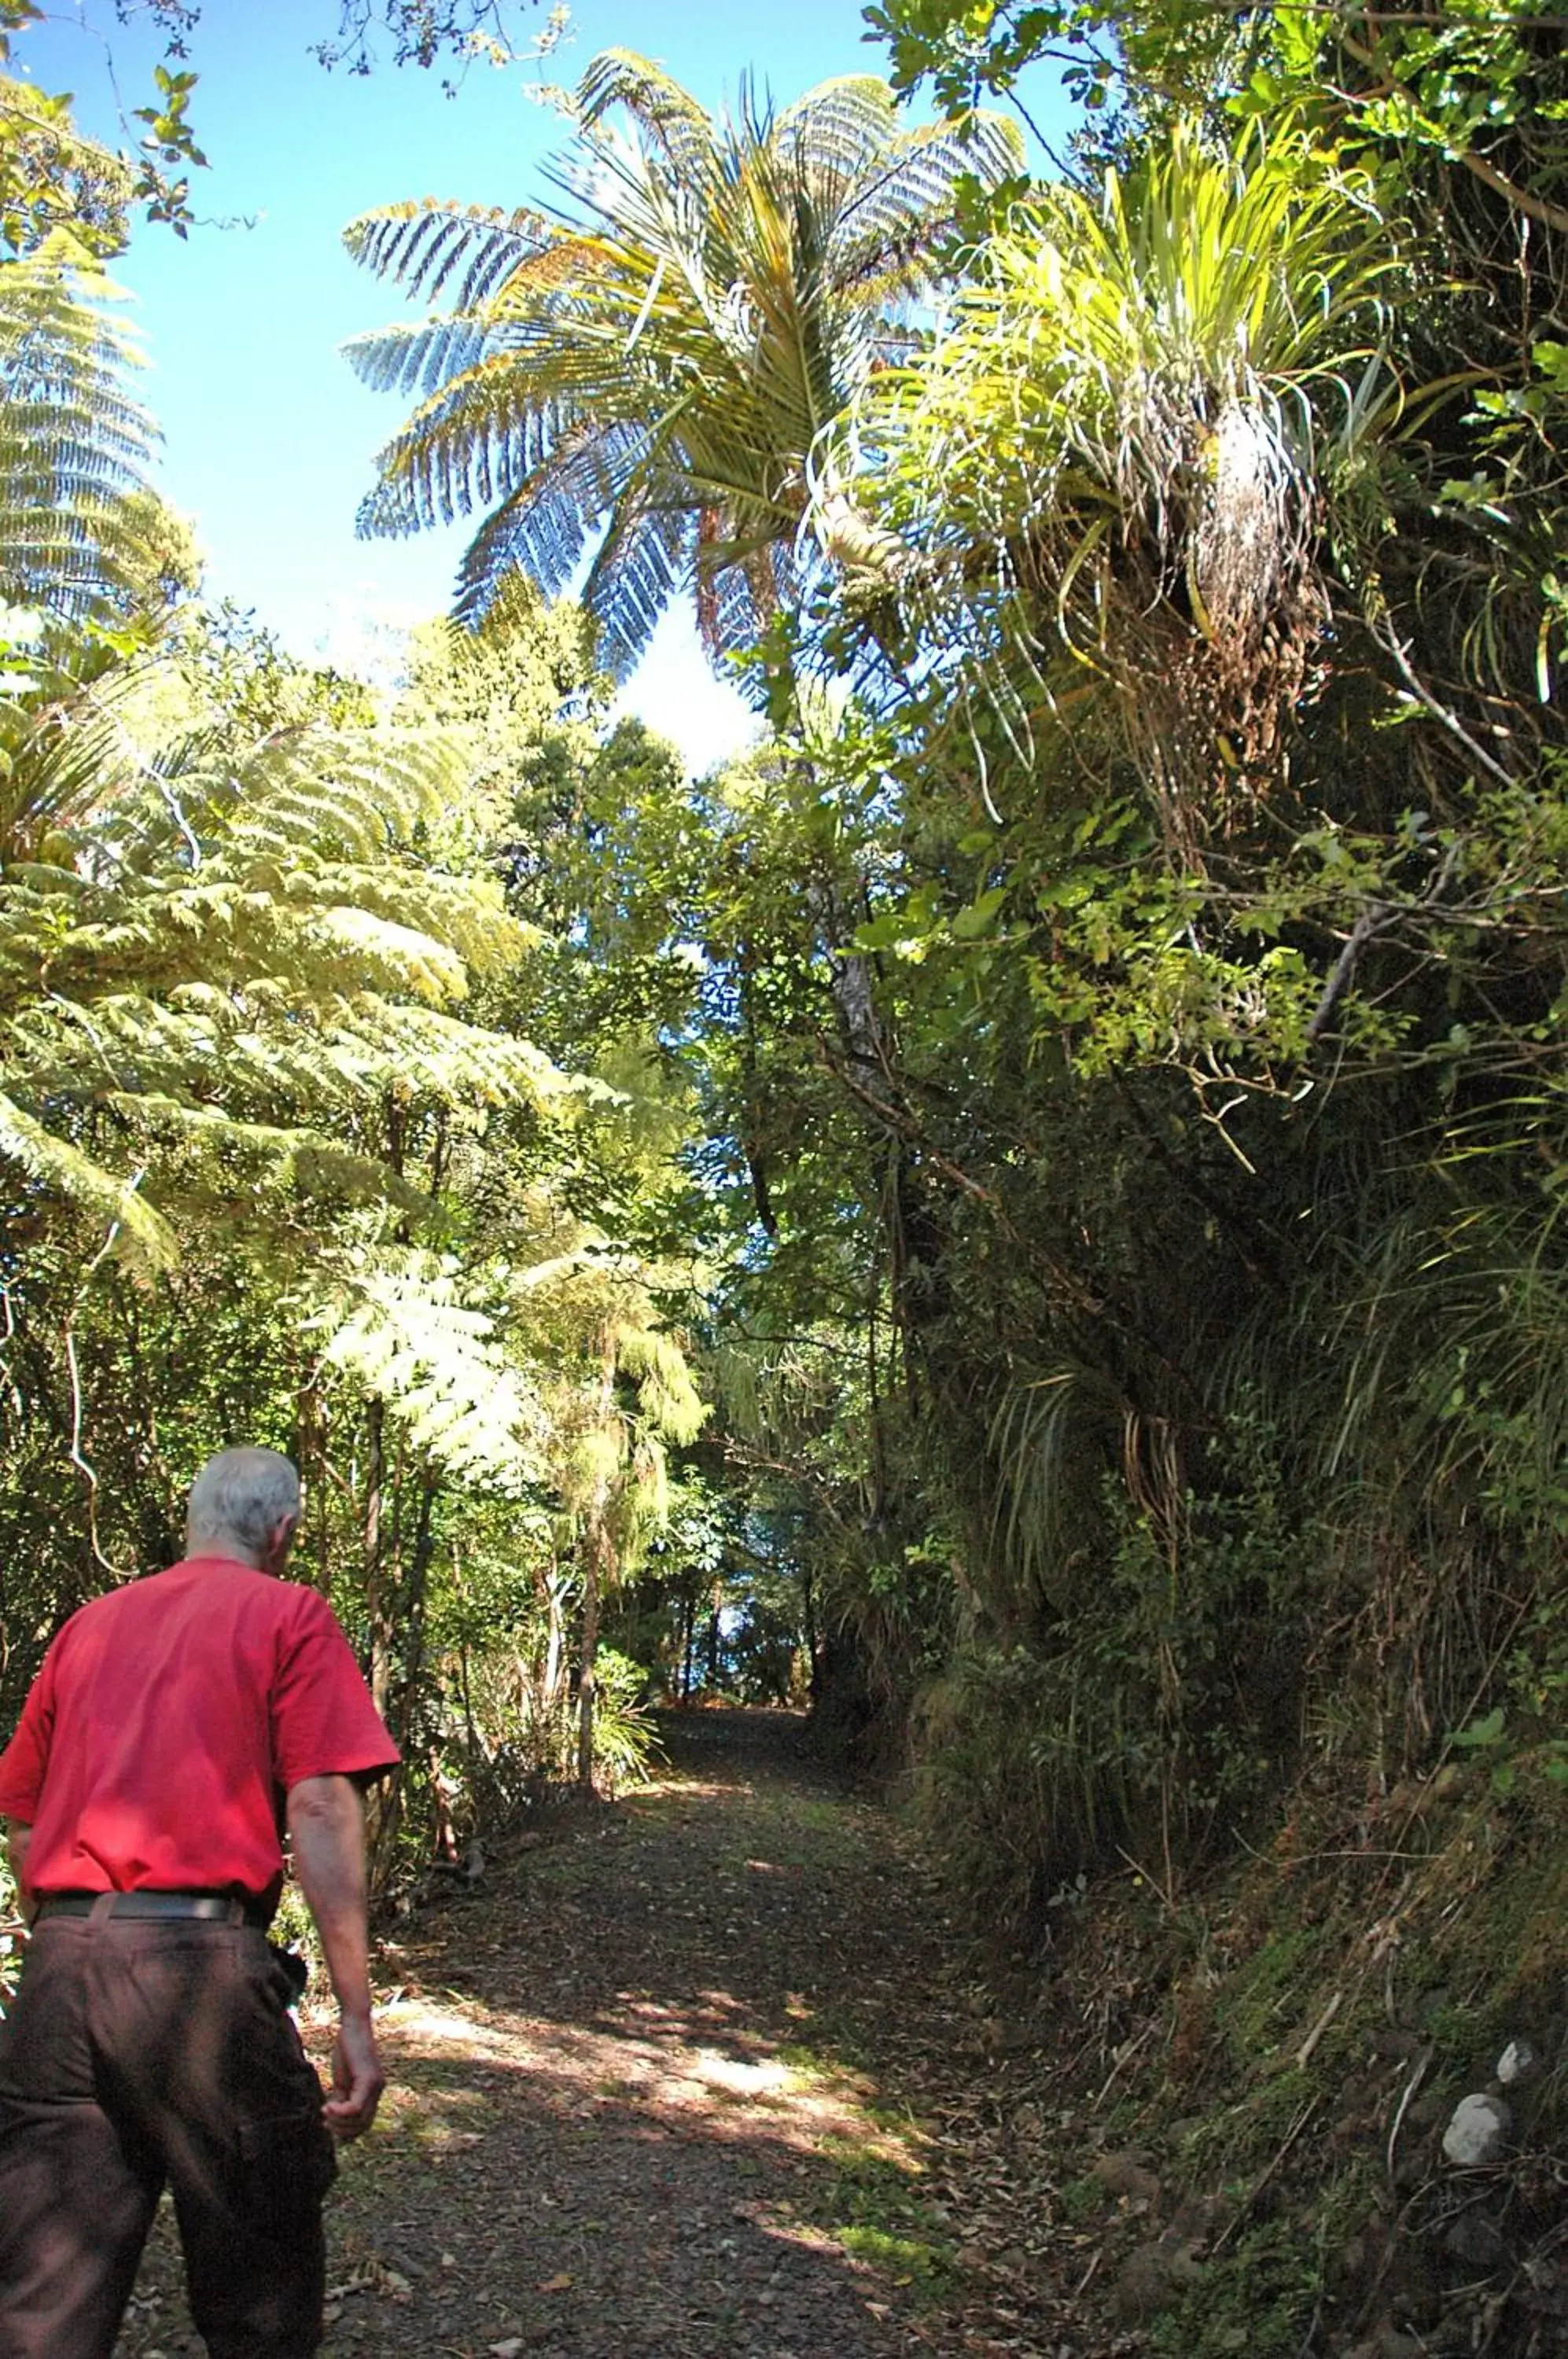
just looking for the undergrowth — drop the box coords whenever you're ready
[1010,1745,1568,2352]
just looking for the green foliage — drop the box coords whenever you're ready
[0,95,716,1885]
[0,650,566,1268]
[583,1645,664,1790]
[316,1250,547,1493]
[0,250,179,634]
[7,2,1568,2113]
[812,2135,954,2288]
[0,74,134,259]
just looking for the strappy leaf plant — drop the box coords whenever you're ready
[832,123,1393,836]
[345,50,1021,675]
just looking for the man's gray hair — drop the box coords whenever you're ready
[186,1447,301,1555]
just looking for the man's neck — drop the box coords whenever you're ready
[185,1537,267,1573]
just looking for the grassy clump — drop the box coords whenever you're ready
[812,2133,955,2291]
[1151,2221,1319,2359]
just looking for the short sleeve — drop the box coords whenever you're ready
[0,1641,59,1821]
[270,1591,400,1793]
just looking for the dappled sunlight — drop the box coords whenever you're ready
[365,1974,893,2154]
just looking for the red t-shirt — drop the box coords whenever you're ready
[0,1555,399,1900]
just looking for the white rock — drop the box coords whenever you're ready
[1496,2038,1538,2087]
[1441,2091,1512,2166]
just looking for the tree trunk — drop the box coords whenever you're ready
[576,1328,620,1792]
[681,1584,697,1700]
[537,1555,566,1711]
[705,1582,722,1689]
[363,1400,391,1721]
[576,1532,603,1790]
[802,1563,820,1698]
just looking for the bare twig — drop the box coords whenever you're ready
[1073,2247,1103,2298]
[1305,903,1393,1045]
[1376,626,1519,789]
[1092,2020,1156,2111]
[1387,2044,1434,2185]
[1295,1989,1344,2071]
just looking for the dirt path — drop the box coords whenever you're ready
[114,1711,1091,2359]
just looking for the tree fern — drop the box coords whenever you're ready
[318,1248,547,1492]
[0,660,578,1261]
[346,51,1022,674]
[0,249,178,628]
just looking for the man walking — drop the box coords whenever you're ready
[0,1446,400,2359]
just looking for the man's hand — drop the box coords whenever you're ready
[326,2007,385,2140]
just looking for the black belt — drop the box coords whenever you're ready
[35,1892,264,1926]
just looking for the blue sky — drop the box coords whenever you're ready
[23,2,1068,769]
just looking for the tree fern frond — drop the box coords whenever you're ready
[0,643,584,1259]
[341,314,493,400]
[216,720,470,860]
[580,486,692,678]
[333,998,580,1111]
[0,256,160,622]
[288,863,531,976]
[452,420,650,622]
[343,199,561,307]
[349,56,1022,661]
[776,74,899,196]
[318,1249,547,1491]
[92,1095,433,1216]
[0,1086,175,1271]
[829,114,1025,290]
[576,49,719,183]
[356,354,592,537]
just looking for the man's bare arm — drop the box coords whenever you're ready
[285,1774,384,2139]
[2,1819,33,1923]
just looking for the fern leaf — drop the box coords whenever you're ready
[318,1249,546,1491]
[576,50,719,184]
[451,419,650,622]
[580,485,692,678]
[0,256,160,622]
[829,115,1025,291]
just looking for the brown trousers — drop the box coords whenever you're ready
[0,1911,337,2359]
